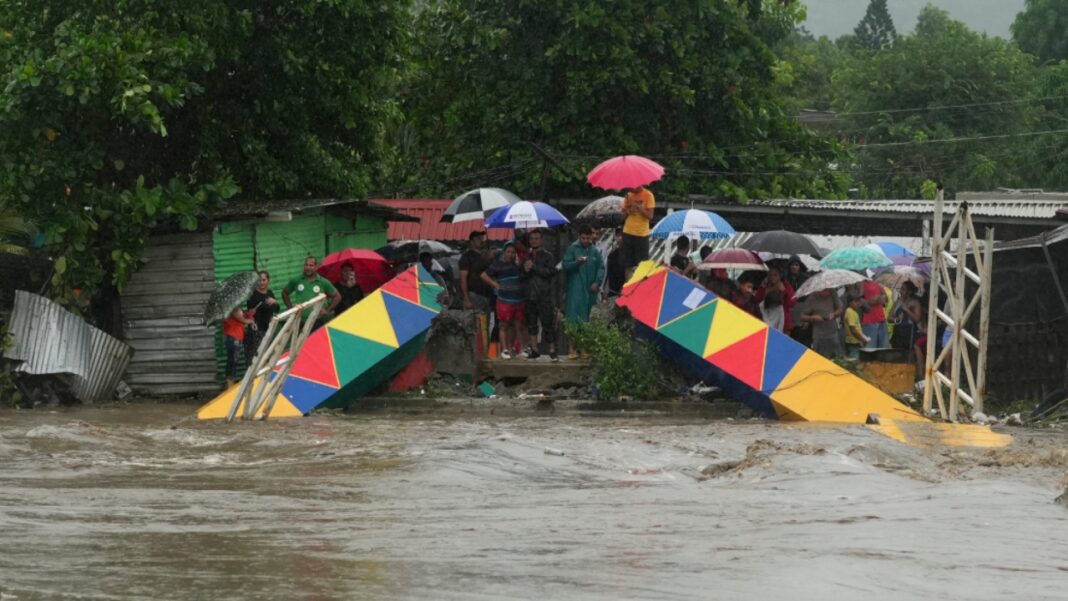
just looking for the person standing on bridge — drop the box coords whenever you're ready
[523,229,559,361]
[563,225,605,360]
[621,185,655,280]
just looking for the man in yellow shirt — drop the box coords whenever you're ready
[621,186,655,279]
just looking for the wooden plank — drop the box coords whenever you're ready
[129,382,220,395]
[135,258,217,271]
[127,337,215,351]
[126,372,219,385]
[126,269,216,284]
[122,304,206,319]
[124,325,213,340]
[125,360,217,375]
[126,349,216,362]
[124,316,207,328]
[124,280,216,296]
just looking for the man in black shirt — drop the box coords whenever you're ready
[669,235,698,279]
[459,230,492,312]
[335,263,364,314]
[245,271,279,358]
[523,229,559,361]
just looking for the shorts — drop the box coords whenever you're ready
[496,300,526,322]
[620,233,650,269]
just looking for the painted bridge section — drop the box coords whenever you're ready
[198,265,444,419]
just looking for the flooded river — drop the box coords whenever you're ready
[0,403,1066,600]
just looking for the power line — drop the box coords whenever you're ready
[835,94,1068,117]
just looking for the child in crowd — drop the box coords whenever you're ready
[670,235,698,279]
[843,295,870,359]
[223,306,254,388]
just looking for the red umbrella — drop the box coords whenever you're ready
[317,249,391,293]
[586,155,665,190]
[700,248,767,271]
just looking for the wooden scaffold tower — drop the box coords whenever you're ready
[923,189,994,421]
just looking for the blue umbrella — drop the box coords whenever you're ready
[650,209,735,240]
[866,242,915,258]
[485,201,569,229]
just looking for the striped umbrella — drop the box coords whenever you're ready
[485,201,569,229]
[819,246,892,271]
[650,209,735,240]
[442,188,521,223]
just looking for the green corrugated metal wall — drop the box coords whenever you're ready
[212,222,256,382]
[208,209,389,384]
[254,211,326,289]
[326,214,387,253]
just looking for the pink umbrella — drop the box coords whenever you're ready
[700,248,767,271]
[587,155,665,190]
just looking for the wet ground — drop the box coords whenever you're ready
[0,403,1066,600]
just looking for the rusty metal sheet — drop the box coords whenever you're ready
[4,290,132,402]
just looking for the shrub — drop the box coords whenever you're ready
[566,320,664,401]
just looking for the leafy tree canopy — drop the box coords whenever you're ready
[1012,0,1068,64]
[397,0,849,203]
[0,0,409,327]
[834,6,1038,197]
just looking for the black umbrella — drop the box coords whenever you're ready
[739,230,823,257]
[442,188,520,223]
[375,239,456,264]
[574,195,625,227]
[204,271,259,325]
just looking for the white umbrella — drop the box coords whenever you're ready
[794,269,867,298]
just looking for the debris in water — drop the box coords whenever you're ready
[544,447,565,456]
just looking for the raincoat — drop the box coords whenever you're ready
[563,240,605,324]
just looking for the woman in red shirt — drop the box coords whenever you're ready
[223,307,253,388]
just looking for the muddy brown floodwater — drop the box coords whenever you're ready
[0,403,1066,601]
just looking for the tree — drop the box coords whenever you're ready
[775,29,849,112]
[0,202,32,256]
[0,1,410,331]
[399,0,850,202]
[834,7,1039,198]
[1012,0,1068,64]
[853,0,897,52]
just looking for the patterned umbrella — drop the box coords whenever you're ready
[204,271,259,325]
[739,230,823,257]
[575,195,625,226]
[485,201,569,229]
[819,247,892,271]
[442,188,521,223]
[873,265,928,290]
[586,155,665,190]
[794,269,867,298]
[700,248,767,271]
[650,209,735,240]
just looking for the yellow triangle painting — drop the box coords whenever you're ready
[703,300,768,358]
[625,260,666,288]
[327,290,400,349]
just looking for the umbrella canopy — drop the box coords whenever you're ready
[866,241,915,258]
[873,265,928,290]
[317,248,391,293]
[375,239,455,264]
[204,271,259,325]
[794,269,867,298]
[739,230,823,257]
[575,195,625,226]
[442,188,521,223]
[586,155,665,190]
[650,209,735,240]
[700,248,767,271]
[485,201,569,229]
[819,246,893,271]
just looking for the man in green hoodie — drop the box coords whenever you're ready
[563,224,605,359]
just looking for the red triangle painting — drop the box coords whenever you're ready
[286,328,341,389]
[706,329,768,391]
[618,270,666,327]
[380,269,421,305]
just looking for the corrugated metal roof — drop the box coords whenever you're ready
[213,198,417,222]
[687,197,1068,219]
[372,199,513,242]
[5,290,132,402]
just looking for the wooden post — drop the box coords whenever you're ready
[976,227,994,414]
[948,207,969,421]
[923,189,944,417]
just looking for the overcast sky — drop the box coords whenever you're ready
[802,0,1026,39]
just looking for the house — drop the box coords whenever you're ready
[121,198,416,396]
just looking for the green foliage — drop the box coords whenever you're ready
[1012,0,1068,64]
[852,0,897,52]
[834,6,1039,198]
[0,0,409,313]
[774,30,849,112]
[0,326,21,408]
[566,320,663,401]
[400,0,849,201]
[0,201,33,256]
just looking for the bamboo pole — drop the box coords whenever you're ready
[924,189,945,417]
[976,227,994,413]
[948,207,969,421]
